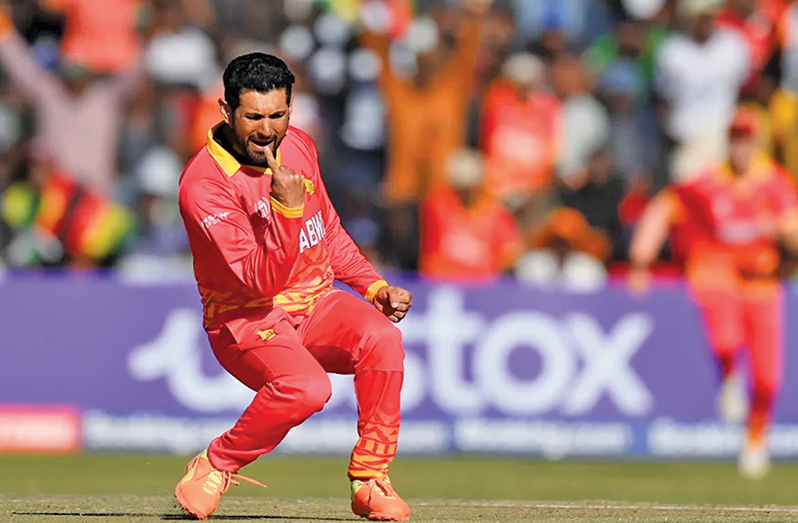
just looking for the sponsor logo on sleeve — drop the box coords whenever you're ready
[202,212,230,228]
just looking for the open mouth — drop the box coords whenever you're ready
[248,136,273,153]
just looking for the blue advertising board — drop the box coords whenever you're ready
[2,273,798,457]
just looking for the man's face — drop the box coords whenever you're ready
[729,133,757,169]
[220,88,291,167]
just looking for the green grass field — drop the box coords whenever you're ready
[3,454,798,522]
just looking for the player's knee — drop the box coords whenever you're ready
[281,371,332,418]
[358,322,405,372]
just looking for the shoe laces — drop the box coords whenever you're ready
[231,472,268,491]
[367,478,397,499]
[203,470,268,496]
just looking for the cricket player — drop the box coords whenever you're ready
[629,108,798,479]
[175,53,412,521]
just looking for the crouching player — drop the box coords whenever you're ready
[176,53,412,520]
[629,108,798,479]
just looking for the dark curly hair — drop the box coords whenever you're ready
[223,53,296,111]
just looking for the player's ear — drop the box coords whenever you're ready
[219,97,233,126]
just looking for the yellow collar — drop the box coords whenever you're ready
[718,153,771,183]
[206,123,281,177]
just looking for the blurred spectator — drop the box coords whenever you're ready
[143,0,219,92]
[472,3,515,97]
[363,3,484,204]
[42,0,143,74]
[0,8,145,196]
[419,148,522,281]
[597,58,653,176]
[768,0,798,178]
[0,79,22,162]
[1,144,135,268]
[654,0,750,182]
[211,0,289,43]
[524,11,569,63]
[187,81,224,154]
[558,147,626,260]
[716,0,784,99]
[341,188,384,270]
[361,0,487,270]
[584,14,670,89]
[515,207,609,291]
[141,0,221,161]
[480,52,560,206]
[117,145,190,278]
[513,0,612,50]
[553,52,610,185]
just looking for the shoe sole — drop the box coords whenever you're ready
[354,510,410,521]
[360,512,410,521]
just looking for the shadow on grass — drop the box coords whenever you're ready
[12,512,354,521]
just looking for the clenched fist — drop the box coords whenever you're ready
[266,146,305,208]
[373,285,412,323]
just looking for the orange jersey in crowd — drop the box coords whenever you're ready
[480,81,560,198]
[45,0,142,73]
[179,124,386,328]
[669,156,798,289]
[419,188,522,280]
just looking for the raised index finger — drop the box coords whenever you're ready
[264,145,279,172]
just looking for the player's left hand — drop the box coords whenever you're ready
[373,286,412,323]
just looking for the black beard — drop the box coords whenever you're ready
[221,123,279,168]
[242,144,270,167]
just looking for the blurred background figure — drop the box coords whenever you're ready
[558,147,627,260]
[715,0,784,101]
[117,145,190,279]
[629,108,798,480]
[515,206,610,292]
[768,0,798,179]
[597,59,649,180]
[419,148,521,281]
[480,52,559,209]
[1,141,135,268]
[0,3,144,197]
[42,0,143,74]
[655,0,749,184]
[0,0,792,292]
[553,52,610,189]
[361,0,490,271]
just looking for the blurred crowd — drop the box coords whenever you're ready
[0,0,792,288]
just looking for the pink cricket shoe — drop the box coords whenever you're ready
[175,450,266,520]
[351,477,411,521]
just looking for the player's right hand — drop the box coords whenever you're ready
[266,146,305,209]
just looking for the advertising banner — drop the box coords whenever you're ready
[3,273,798,457]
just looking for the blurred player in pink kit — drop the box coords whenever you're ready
[630,108,798,479]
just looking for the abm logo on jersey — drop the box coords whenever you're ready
[299,211,326,253]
